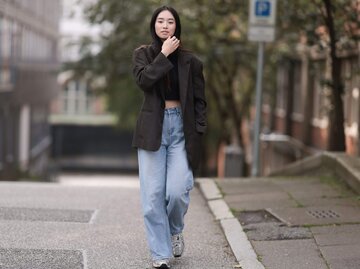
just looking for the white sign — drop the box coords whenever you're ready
[248,0,277,42]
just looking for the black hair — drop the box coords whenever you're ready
[150,6,181,47]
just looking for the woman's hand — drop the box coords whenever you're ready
[161,36,180,57]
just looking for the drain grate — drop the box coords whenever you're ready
[307,209,340,219]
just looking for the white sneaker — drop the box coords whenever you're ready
[171,233,184,257]
[152,259,170,268]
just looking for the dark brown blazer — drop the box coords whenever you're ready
[132,43,207,170]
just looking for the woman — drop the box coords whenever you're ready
[132,6,207,269]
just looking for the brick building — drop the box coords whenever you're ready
[0,0,61,179]
[261,44,359,175]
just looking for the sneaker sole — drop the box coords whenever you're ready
[152,263,170,269]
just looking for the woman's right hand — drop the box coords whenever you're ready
[161,36,180,57]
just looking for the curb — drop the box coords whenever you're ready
[196,178,265,269]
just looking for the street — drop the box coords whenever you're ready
[0,174,237,269]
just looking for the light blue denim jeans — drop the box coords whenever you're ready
[138,107,194,260]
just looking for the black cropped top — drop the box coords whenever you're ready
[165,53,180,101]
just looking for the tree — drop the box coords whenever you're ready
[275,0,359,151]
[70,0,360,173]
[70,0,261,175]
[320,0,357,151]
[170,0,269,175]
[65,0,158,129]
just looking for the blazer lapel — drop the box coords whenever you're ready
[178,50,191,112]
[148,43,166,101]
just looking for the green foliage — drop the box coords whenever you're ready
[68,0,159,129]
[276,0,358,50]
[70,0,260,152]
[274,0,358,150]
[68,0,359,169]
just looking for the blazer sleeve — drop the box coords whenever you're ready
[132,47,173,91]
[193,58,207,133]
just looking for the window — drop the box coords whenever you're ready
[61,79,96,115]
[0,17,16,90]
[1,18,12,58]
[292,62,302,115]
[20,27,53,61]
[276,63,288,115]
[343,57,360,126]
[0,109,4,170]
[30,106,49,149]
[312,61,328,121]
[3,107,15,164]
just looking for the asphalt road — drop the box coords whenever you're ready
[0,174,236,269]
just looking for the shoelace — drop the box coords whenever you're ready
[173,235,182,248]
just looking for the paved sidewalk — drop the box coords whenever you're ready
[0,174,237,269]
[215,176,360,269]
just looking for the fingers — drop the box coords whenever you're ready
[173,37,180,45]
[161,36,180,56]
[165,36,179,45]
[170,36,180,48]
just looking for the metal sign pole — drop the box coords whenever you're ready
[248,0,276,177]
[251,42,265,177]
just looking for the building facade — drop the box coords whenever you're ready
[0,0,61,180]
[261,44,360,175]
[49,0,134,173]
[52,0,108,120]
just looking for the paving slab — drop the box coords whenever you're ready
[225,200,298,212]
[320,244,360,269]
[294,197,359,207]
[216,178,279,195]
[252,239,328,269]
[217,175,360,269]
[225,191,290,203]
[270,177,321,188]
[274,179,334,188]
[311,224,360,234]
[274,180,354,199]
[270,206,360,226]
[314,231,360,246]
[224,192,298,211]
[243,222,312,241]
[289,188,347,201]
[237,209,282,225]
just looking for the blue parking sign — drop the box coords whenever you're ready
[255,0,271,17]
[249,0,277,42]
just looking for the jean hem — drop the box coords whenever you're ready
[152,256,173,261]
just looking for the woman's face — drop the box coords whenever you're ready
[155,10,176,41]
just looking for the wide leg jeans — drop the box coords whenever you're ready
[138,107,194,260]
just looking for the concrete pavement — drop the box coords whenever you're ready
[0,174,237,269]
[2,172,358,269]
[208,175,360,269]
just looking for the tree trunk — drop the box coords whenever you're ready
[323,0,346,151]
[225,91,244,149]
